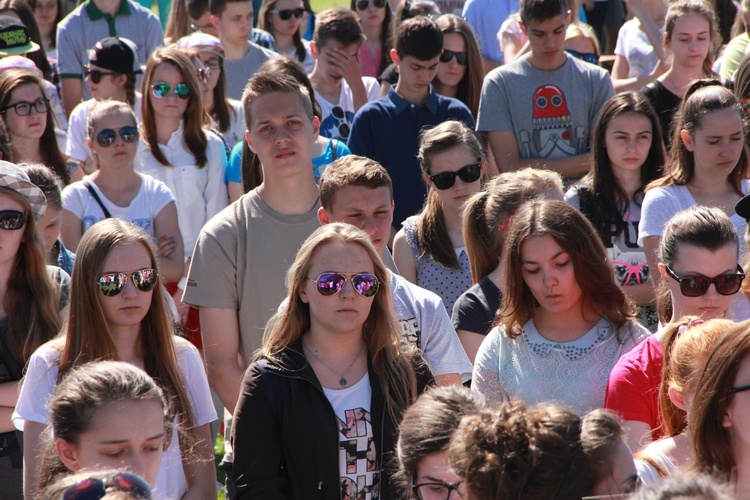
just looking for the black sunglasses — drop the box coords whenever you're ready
[439,49,467,65]
[0,210,25,230]
[307,272,379,297]
[97,268,159,297]
[565,49,599,65]
[356,0,386,10]
[428,163,481,190]
[96,126,140,147]
[664,265,745,297]
[61,472,151,499]
[84,65,115,84]
[270,7,305,20]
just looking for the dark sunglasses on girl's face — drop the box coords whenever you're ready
[0,210,25,230]
[96,126,140,147]
[307,272,380,297]
[62,472,151,500]
[97,268,159,297]
[565,49,599,65]
[151,82,191,99]
[356,0,386,10]
[439,49,467,65]
[270,7,305,19]
[84,65,115,84]
[665,265,745,297]
[429,163,482,190]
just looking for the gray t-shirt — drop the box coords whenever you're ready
[477,53,614,161]
[224,43,280,101]
[183,190,320,362]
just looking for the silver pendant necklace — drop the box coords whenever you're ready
[303,341,365,386]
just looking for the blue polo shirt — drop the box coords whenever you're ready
[347,87,475,227]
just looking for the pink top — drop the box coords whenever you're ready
[359,44,382,78]
[605,335,664,441]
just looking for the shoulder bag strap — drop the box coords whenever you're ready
[83,180,112,219]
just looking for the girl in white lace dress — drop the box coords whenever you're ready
[471,199,649,413]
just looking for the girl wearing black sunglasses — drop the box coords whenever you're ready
[59,100,185,286]
[607,206,742,454]
[433,15,483,119]
[259,0,314,72]
[16,219,218,499]
[231,223,432,499]
[393,120,484,314]
[351,0,393,78]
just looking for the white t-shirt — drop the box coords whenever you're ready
[614,18,663,78]
[285,39,315,73]
[317,77,380,142]
[638,181,749,258]
[65,94,144,163]
[13,338,217,500]
[135,122,228,258]
[217,99,246,150]
[322,373,378,498]
[61,173,174,239]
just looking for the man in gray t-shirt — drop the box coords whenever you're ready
[477,0,613,181]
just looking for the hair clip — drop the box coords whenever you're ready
[498,215,514,231]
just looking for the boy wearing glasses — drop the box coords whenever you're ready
[183,72,321,494]
[317,155,471,386]
[56,0,163,116]
[209,0,279,99]
[478,0,613,183]
[348,17,474,232]
[309,8,380,143]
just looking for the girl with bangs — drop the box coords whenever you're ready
[15,218,217,500]
[640,80,749,289]
[566,92,666,332]
[471,199,649,414]
[641,0,719,147]
[231,223,432,499]
[135,47,228,326]
[0,162,68,497]
[0,69,81,185]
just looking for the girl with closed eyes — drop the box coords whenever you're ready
[471,199,649,414]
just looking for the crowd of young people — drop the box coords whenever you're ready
[1,0,750,497]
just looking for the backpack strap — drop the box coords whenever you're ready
[330,139,338,161]
[83,180,112,219]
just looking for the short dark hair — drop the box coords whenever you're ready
[209,0,248,17]
[188,0,209,19]
[395,16,443,60]
[22,163,63,211]
[520,0,568,25]
[313,7,364,48]
[319,155,393,210]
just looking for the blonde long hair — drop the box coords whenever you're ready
[259,223,419,421]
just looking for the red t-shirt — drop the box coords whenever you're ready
[605,335,663,441]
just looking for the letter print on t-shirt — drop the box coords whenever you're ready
[521,84,587,158]
[338,407,379,499]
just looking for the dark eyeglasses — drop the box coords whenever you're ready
[151,82,191,99]
[96,126,140,147]
[0,210,25,230]
[439,49,467,65]
[729,384,750,394]
[97,268,159,297]
[269,7,305,19]
[664,265,745,297]
[356,0,386,10]
[565,49,599,65]
[84,65,115,84]
[1,98,48,116]
[428,162,482,190]
[61,472,151,499]
[411,480,465,500]
[307,272,379,297]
